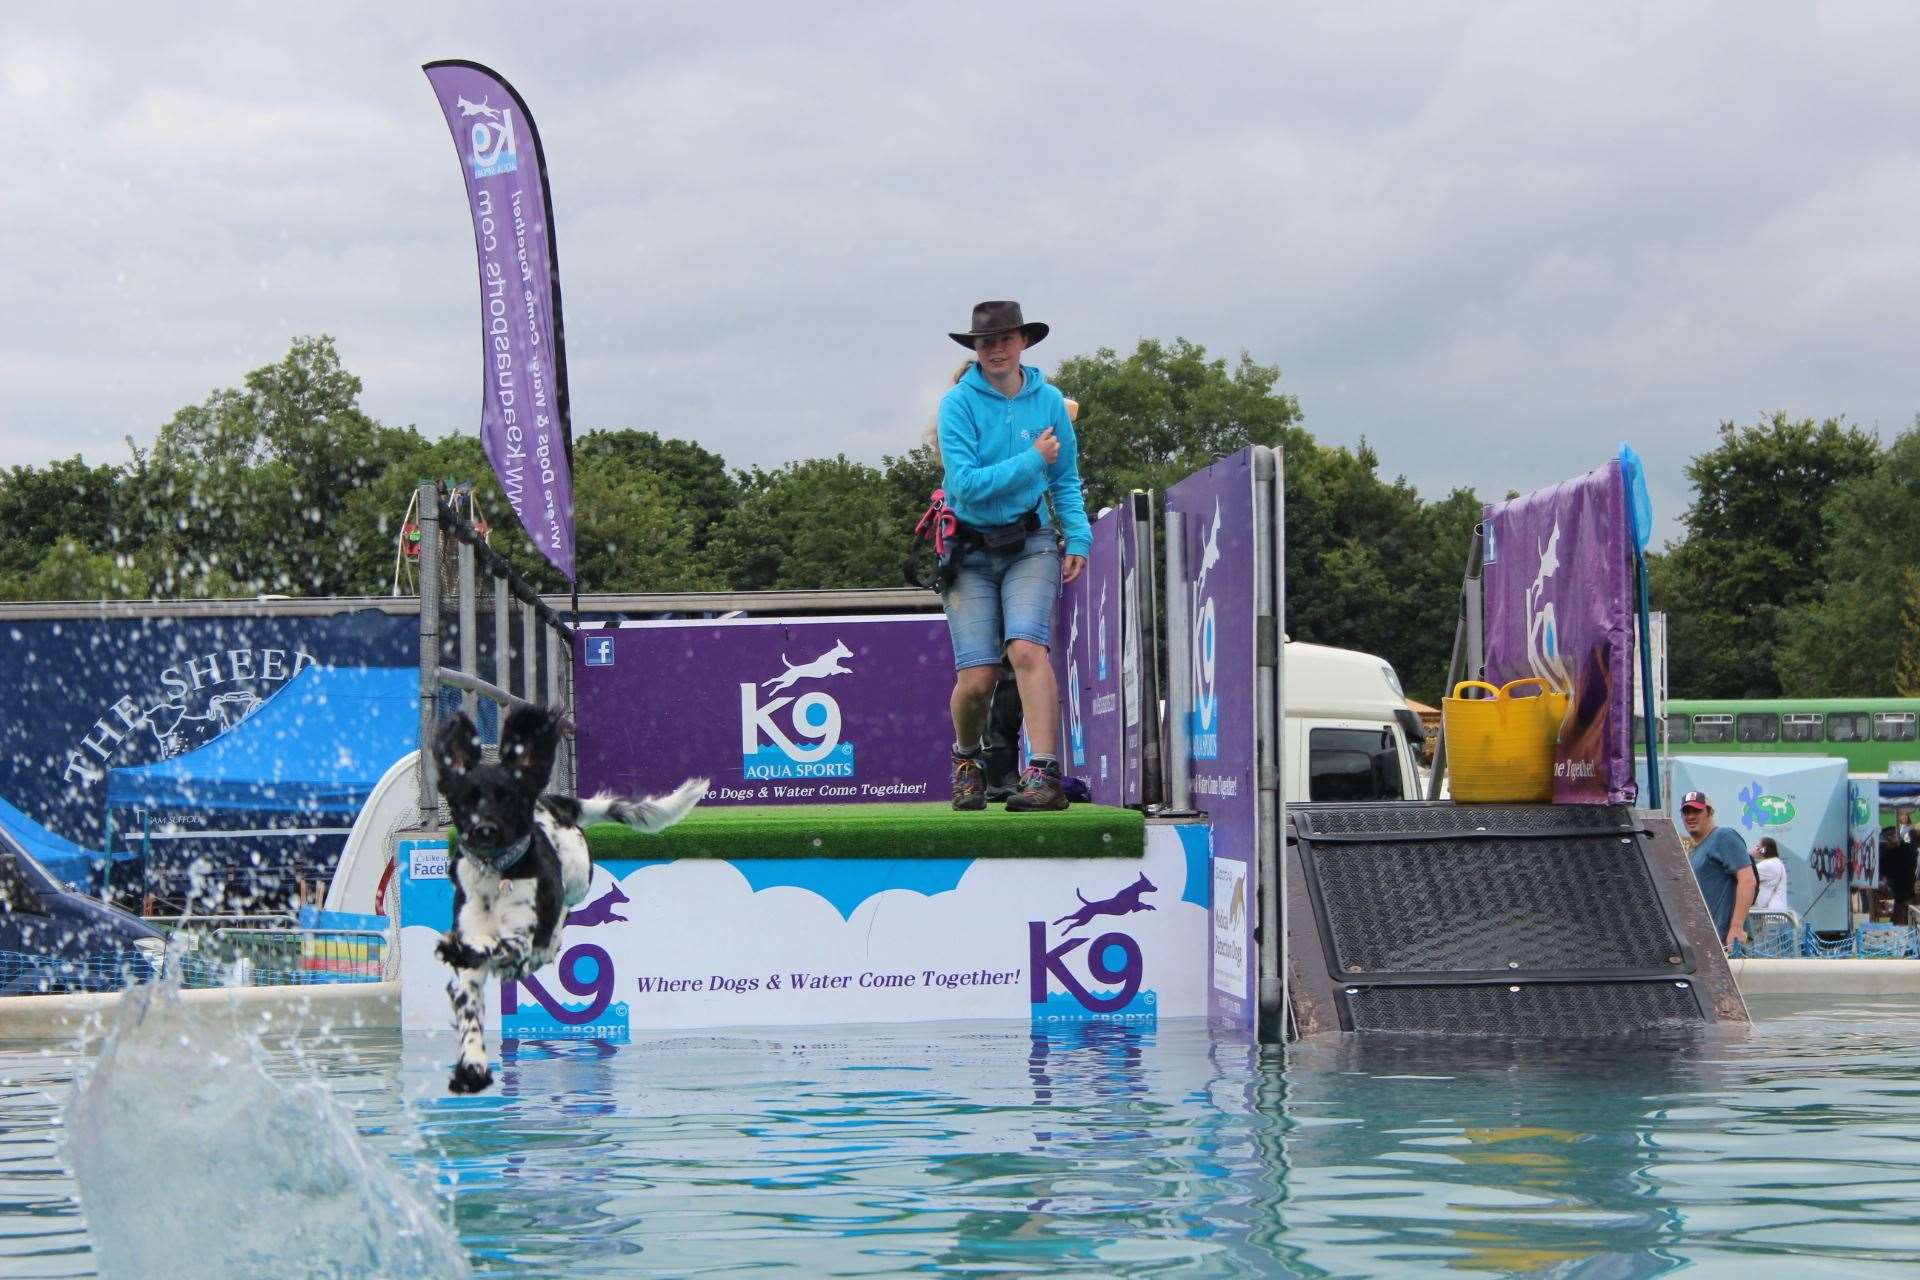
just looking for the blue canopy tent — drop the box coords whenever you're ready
[0,795,134,894]
[106,666,420,906]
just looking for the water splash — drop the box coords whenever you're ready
[63,974,470,1280]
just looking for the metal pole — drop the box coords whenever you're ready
[545,622,573,791]
[1253,448,1283,1043]
[1465,578,1484,684]
[1271,447,1289,1041]
[522,599,538,707]
[560,642,577,794]
[494,575,510,701]
[1426,523,1484,801]
[1164,510,1192,814]
[416,483,442,821]
[1132,490,1165,809]
[458,539,478,722]
[1428,622,1467,800]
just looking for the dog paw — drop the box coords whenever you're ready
[436,935,487,970]
[448,1061,494,1094]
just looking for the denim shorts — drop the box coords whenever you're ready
[941,531,1061,670]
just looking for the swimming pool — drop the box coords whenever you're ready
[3,995,1918,1277]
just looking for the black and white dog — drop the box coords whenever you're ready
[433,706,705,1094]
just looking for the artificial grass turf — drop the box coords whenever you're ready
[584,800,1144,862]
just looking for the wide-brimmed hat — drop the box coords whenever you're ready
[949,300,1049,349]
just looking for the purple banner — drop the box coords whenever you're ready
[575,617,954,805]
[1056,508,1129,804]
[424,61,575,581]
[1166,450,1259,1029]
[1119,507,1145,808]
[1482,460,1635,805]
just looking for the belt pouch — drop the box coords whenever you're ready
[975,514,1037,551]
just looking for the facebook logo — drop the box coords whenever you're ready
[585,636,615,667]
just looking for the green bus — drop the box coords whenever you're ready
[1646,698,1920,776]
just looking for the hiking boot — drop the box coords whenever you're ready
[951,752,987,811]
[1005,762,1068,812]
[985,779,1016,803]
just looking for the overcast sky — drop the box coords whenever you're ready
[3,2,1916,544]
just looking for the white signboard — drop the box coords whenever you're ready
[1210,856,1249,997]
[402,824,1210,1038]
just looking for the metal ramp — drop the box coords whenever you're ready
[1284,801,1749,1037]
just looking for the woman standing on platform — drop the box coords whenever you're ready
[935,301,1091,813]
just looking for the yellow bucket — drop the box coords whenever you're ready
[1443,677,1568,804]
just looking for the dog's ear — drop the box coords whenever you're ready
[435,713,483,783]
[499,705,561,792]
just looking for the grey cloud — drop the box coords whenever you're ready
[1,1,1914,548]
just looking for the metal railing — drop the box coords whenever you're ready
[202,927,389,983]
[0,587,939,623]
[415,482,577,822]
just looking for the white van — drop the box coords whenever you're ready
[1284,641,1423,803]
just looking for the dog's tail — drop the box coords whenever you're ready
[581,778,708,834]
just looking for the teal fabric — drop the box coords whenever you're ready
[106,666,417,816]
[1618,443,1653,551]
[938,363,1092,556]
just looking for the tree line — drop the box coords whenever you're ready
[1,336,1913,702]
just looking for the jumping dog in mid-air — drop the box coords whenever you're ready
[433,706,705,1093]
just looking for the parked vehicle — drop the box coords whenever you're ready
[1285,642,1423,803]
[1655,698,1919,776]
[0,832,166,995]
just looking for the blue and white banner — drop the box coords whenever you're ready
[401,824,1210,1035]
[1670,756,1850,932]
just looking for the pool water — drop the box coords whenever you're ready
[3,995,1919,1277]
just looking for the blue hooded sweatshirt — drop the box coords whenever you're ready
[937,362,1092,557]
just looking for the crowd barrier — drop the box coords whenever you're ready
[1735,922,1919,960]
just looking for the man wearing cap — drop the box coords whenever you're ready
[937,301,1092,812]
[1680,790,1756,949]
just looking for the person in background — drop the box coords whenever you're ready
[1883,809,1917,926]
[1745,835,1798,954]
[1680,789,1755,950]
[1751,837,1790,913]
[936,301,1091,812]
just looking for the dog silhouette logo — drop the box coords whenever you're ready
[1052,873,1157,935]
[463,97,518,177]
[761,640,853,694]
[1197,500,1222,584]
[566,883,630,929]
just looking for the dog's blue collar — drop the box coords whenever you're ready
[452,829,532,876]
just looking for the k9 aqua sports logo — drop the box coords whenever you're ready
[456,95,519,177]
[1029,872,1158,1026]
[1067,602,1086,767]
[502,886,635,1041]
[740,641,857,779]
[1188,500,1221,760]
